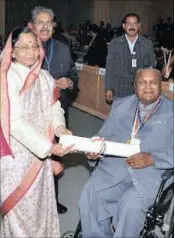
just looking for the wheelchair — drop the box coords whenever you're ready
[140,169,174,238]
[61,169,174,238]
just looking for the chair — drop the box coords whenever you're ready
[140,168,174,238]
[62,169,174,238]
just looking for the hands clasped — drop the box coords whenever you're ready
[50,126,76,157]
[55,77,73,90]
[50,143,76,157]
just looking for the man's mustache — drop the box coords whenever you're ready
[40,29,50,33]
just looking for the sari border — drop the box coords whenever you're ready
[0,159,43,217]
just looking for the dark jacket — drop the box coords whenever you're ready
[42,39,79,103]
[84,33,108,68]
[105,35,155,97]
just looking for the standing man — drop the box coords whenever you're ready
[105,13,155,103]
[29,6,79,214]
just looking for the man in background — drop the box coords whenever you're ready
[29,6,79,214]
[105,13,155,103]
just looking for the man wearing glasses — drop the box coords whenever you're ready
[105,13,155,104]
[28,6,79,214]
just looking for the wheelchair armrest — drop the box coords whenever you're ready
[161,169,174,181]
[155,169,174,207]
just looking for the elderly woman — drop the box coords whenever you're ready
[0,27,74,237]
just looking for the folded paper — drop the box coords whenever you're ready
[59,135,140,157]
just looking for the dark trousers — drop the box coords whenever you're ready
[59,90,69,128]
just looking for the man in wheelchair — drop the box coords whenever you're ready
[79,68,174,238]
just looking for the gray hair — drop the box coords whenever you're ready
[31,6,55,22]
[135,67,162,81]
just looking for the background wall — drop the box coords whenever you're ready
[2,0,174,38]
[0,0,5,37]
[93,0,174,36]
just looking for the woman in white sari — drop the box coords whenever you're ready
[0,27,74,237]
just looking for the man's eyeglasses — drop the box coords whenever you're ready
[14,45,39,53]
[33,20,53,27]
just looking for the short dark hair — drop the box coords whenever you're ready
[122,13,140,24]
[12,27,36,48]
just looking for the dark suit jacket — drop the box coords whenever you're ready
[42,39,79,104]
[105,35,155,97]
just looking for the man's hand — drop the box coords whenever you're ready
[56,125,72,137]
[105,90,113,103]
[126,152,154,169]
[86,137,104,160]
[55,77,73,90]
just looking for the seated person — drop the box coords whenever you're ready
[79,68,173,238]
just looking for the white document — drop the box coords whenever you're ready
[75,63,83,71]
[132,59,137,67]
[98,68,106,76]
[59,135,140,157]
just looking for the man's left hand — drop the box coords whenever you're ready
[56,125,72,137]
[126,152,154,168]
[55,77,73,90]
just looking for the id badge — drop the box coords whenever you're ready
[132,59,137,67]
[130,138,140,146]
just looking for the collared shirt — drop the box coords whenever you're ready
[138,97,160,121]
[125,34,138,54]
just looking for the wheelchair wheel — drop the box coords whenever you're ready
[61,230,82,238]
[61,231,74,238]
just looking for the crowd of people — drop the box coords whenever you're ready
[0,6,174,238]
[153,17,174,49]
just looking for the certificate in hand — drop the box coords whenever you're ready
[59,135,140,157]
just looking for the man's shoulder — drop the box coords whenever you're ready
[110,35,125,46]
[53,38,69,50]
[112,95,136,109]
[138,35,152,46]
[161,96,174,112]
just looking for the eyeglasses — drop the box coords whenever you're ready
[34,20,53,27]
[14,45,39,53]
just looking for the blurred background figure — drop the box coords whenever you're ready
[83,24,108,68]
[105,22,114,42]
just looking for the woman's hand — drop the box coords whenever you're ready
[50,143,76,157]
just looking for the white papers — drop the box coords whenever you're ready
[59,135,140,157]
[98,68,106,76]
[75,63,83,71]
